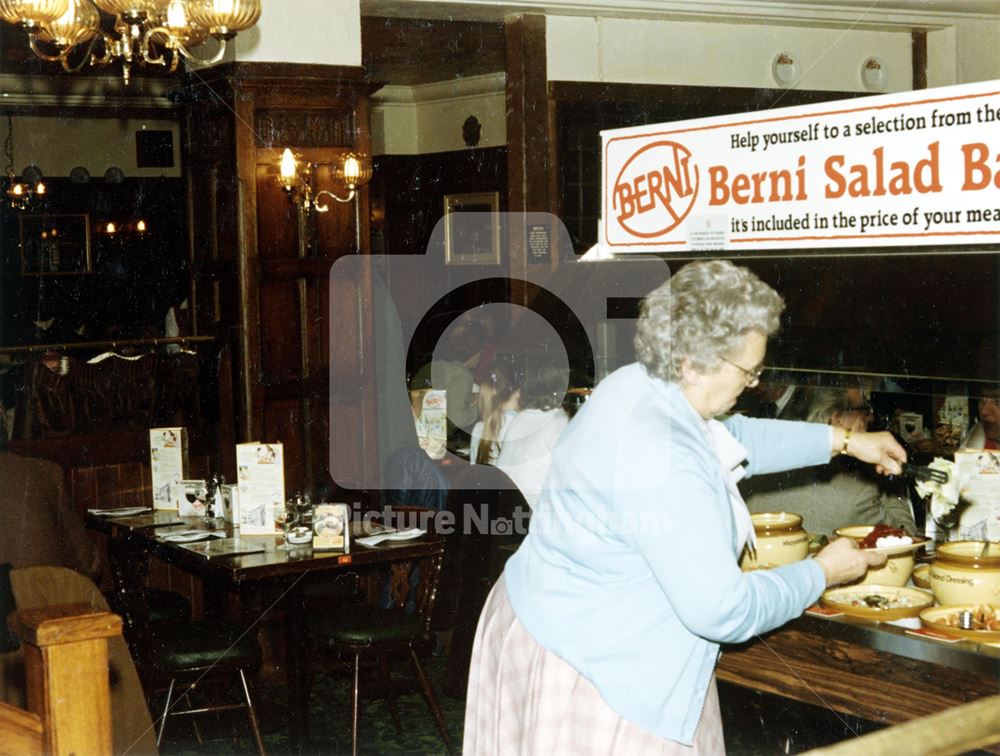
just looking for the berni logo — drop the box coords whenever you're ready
[612,140,699,238]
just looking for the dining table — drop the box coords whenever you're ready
[86,509,445,751]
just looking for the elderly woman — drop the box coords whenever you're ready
[463,260,904,754]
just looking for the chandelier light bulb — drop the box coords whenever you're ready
[93,0,169,21]
[0,0,69,27]
[36,0,99,48]
[188,0,259,38]
[165,0,185,26]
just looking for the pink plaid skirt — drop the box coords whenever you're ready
[463,578,726,755]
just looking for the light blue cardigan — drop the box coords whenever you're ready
[503,363,830,745]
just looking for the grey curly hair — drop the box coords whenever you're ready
[634,260,784,382]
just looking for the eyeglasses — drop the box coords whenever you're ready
[720,356,766,386]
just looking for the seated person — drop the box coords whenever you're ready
[741,386,916,538]
[735,379,798,419]
[495,366,571,509]
[963,386,1000,449]
[410,321,486,451]
[470,357,521,466]
[0,430,103,582]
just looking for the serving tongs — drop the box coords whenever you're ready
[900,463,949,485]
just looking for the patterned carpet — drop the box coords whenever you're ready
[157,651,465,756]
[154,656,892,755]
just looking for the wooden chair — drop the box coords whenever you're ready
[309,540,454,756]
[0,603,122,756]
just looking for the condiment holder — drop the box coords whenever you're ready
[740,512,809,571]
[929,540,1000,606]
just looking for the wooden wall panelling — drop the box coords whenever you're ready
[369,148,509,371]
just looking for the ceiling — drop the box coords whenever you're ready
[360,0,1000,23]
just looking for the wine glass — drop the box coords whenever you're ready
[274,504,298,551]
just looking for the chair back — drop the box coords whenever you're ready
[382,543,446,633]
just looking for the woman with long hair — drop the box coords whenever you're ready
[470,357,521,465]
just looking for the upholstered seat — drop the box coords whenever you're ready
[140,618,265,754]
[319,607,425,646]
[144,618,259,672]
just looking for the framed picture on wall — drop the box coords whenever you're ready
[443,192,501,265]
[19,214,92,275]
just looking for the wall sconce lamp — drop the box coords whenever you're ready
[772,52,799,87]
[278,148,372,214]
[862,57,886,91]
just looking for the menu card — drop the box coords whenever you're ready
[412,389,447,460]
[150,427,188,510]
[235,443,285,535]
[942,449,1000,542]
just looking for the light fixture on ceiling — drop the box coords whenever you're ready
[277,148,372,214]
[0,0,262,85]
[772,52,799,87]
[4,115,46,210]
[862,57,886,91]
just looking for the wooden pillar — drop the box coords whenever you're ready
[505,13,560,299]
[11,604,122,756]
[912,30,928,90]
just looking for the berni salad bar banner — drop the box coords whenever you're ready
[600,79,1000,253]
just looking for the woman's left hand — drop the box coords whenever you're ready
[832,428,906,476]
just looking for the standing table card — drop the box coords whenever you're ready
[235,443,285,535]
[313,503,350,551]
[150,427,188,510]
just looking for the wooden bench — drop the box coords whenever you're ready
[0,604,121,756]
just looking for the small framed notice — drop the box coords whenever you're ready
[235,443,285,535]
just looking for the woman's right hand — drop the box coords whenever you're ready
[813,536,887,587]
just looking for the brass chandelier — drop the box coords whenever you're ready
[0,0,262,84]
